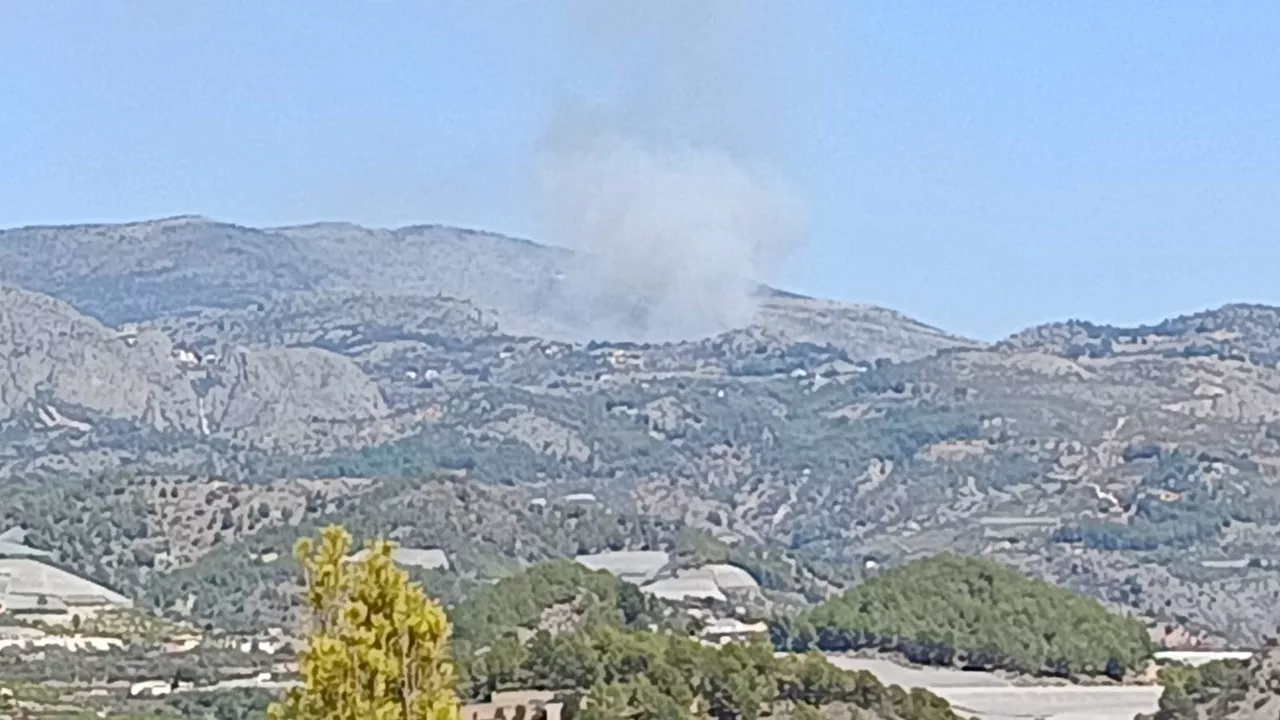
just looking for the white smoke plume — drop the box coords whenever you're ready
[539,1,808,341]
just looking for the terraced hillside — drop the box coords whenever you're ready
[2,217,1280,646]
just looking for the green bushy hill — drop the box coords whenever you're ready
[443,561,966,720]
[773,554,1153,677]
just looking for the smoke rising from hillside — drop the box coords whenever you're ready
[540,1,807,341]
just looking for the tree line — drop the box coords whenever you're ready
[268,526,967,720]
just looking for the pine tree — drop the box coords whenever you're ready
[268,525,461,720]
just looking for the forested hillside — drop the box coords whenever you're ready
[438,560,967,720]
[773,554,1153,677]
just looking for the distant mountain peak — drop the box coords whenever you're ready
[0,216,974,360]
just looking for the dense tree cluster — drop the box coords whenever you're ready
[545,630,960,720]
[93,536,964,720]
[429,557,961,720]
[441,568,961,719]
[772,554,1153,677]
[1141,659,1250,720]
[449,560,662,652]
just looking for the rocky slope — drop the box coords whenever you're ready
[0,283,388,463]
[0,284,202,430]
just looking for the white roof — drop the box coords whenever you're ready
[348,547,450,570]
[701,618,768,636]
[631,563,762,603]
[978,516,1060,527]
[1198,559,1250,569]
[1153,650,1254,666]
[575,551,670,582]
[704,564,759,591]
[0,559,131,608]
[1,593,69,612]
[0,540,51,559]
[640,575,726,603]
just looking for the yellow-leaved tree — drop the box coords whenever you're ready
[268,525,461,720]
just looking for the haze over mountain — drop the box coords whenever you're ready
[6,4,1279,719]
[0,216,972,354]
[3,216,1280,653]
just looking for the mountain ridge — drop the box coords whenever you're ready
[0,217,976,354]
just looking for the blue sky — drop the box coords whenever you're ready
[2,2,1277,340]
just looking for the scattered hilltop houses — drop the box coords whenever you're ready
[203,626,290,655]
[0,527,132,622]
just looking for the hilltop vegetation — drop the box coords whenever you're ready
[545,631,963,720]
[448,560,668,657]
[432,557,966,720]
[772,554,1153,677]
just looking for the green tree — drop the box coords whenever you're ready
[470,635,528,697]
[575,681,639,720]
[268,525,460,720]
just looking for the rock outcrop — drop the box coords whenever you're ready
[0,284,386,450]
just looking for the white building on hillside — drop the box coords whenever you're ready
[574,551,670,584]
[700,618,769,645]
[0,557,133,620]
[638,564,761,605]
[347,547,450,571]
